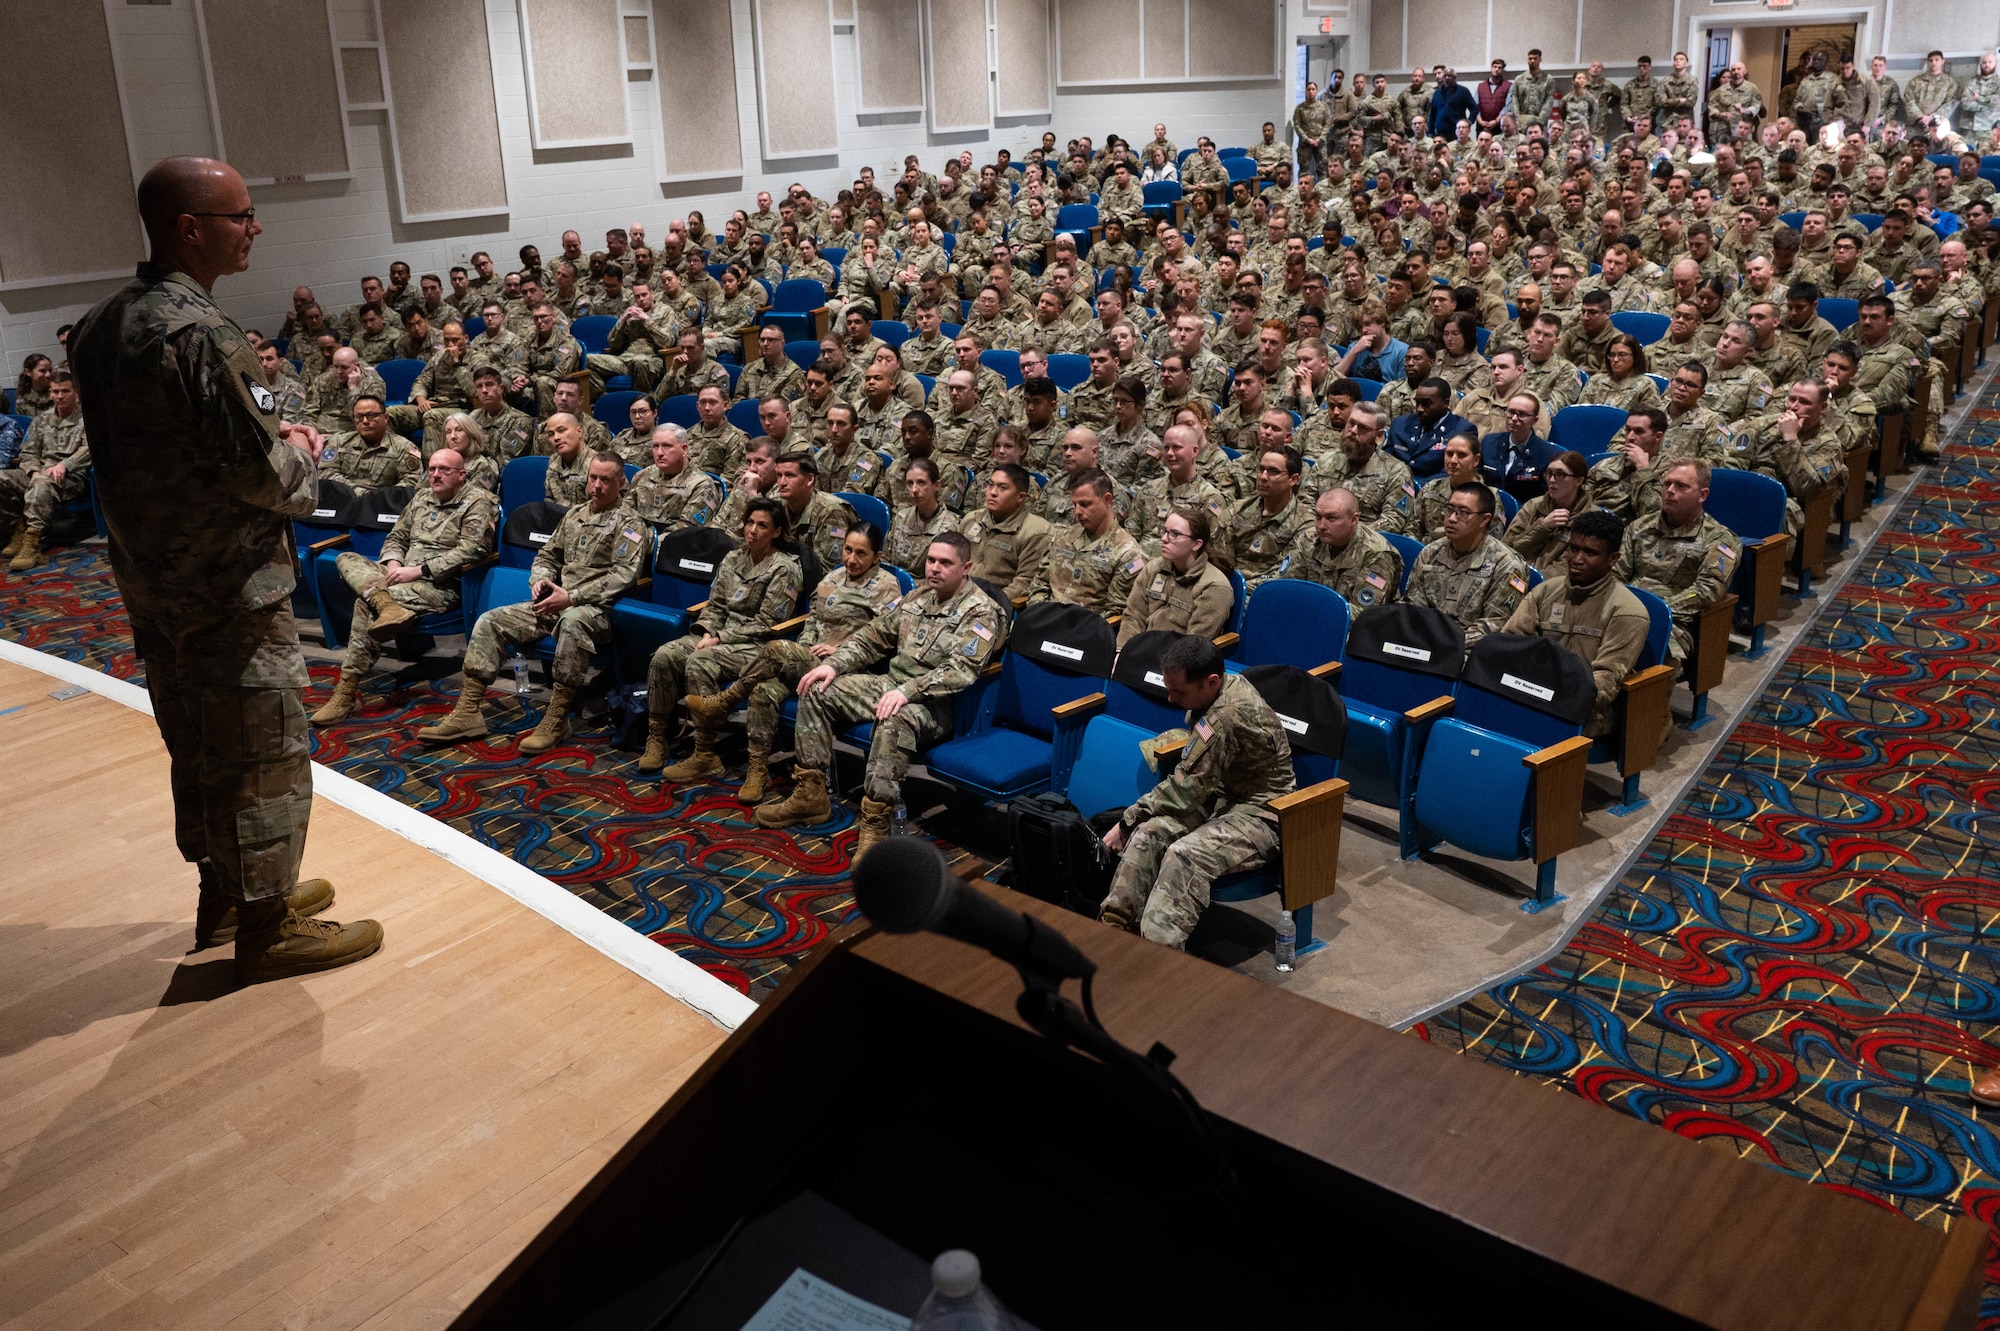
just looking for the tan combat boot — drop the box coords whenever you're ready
[364,588,419,642]
[853,797,894,860]
[0,523,22,559]
[311,670,362,725]
[8,530,43,572]
[234,897,385,984]
[519,683,575,754]
[419,676,489,742]
[637,715,673,772]
[684,680,748,724]
[755,767,831,828]
[195,877,337,949]
[738,740,773,804]
[661,723,724,780]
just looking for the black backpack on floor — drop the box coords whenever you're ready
[1002,792,1124,917]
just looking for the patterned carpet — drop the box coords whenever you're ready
[1419,370,2000,1315]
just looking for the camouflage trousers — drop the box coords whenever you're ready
[130,600,313,905]
[463,600,609,687]
[586,350,663,394]
[796,674,949,803]
[385,404,469,455]
[646,635,761,721]
[742,639,821,745]
[333,551,457,675]
[0,466,86,535]
[1102,807,1280,949]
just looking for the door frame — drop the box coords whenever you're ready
[1685,5,1876,126]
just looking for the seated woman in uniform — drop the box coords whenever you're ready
[1434,312,1492,397]
[1579,334,1663,412]
[438,413,498,493]
[1115,507,1235,649]
[1502,449,1597,575]
[683,522,904,807]
[1384,429,1487,543]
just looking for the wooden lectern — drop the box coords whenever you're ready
[455,886,1984,1330]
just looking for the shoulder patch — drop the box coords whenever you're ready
[1508,575,1528,594]
[241,371,277,414]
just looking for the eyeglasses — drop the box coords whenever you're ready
[1444,505,1486,520]
[1504,408,1536,420]
[190,208,256,224]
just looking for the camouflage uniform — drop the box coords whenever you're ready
[736,356,804,405]
[545,448,592,504]
[1855,336,1917,414]
[1722,414,1844,535]
[647,544,803,723]
[787,489,861,570]
[1115,554,1235,648]
[1504,484,1599,573]
[686,420,750,476]
[303,366,387,434]
[1024,520,1146,615]
[740,565,906,744]
[471,403,536,464]
[1500,572,1650,737]
[521,329,583,415]
[654,355,733,403]
[960,503,1054,601]
[1098,422,1165,489]
[800,580,1008,801]
[1705,360,1776,423]
[388,349,479,446]
[462,499,647,686]
[1061,380,1118,431]
[934,403,998,488]
[1406,533,1531,646]
[1615,509,1739,661]
[1101,673,1294,948]
[1285,524,1403,608]
[884,501,956,573]
[629,463,722,531]
[1128,473,1233,559]
[1299,447,1411,522]
[1227,495,1309,588]
[332,485,497,674]
[323,427,421,491]
[69,264,322,905]
[0,408,89,540]
[589,308,678,393]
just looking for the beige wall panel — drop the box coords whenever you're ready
[925,0,993,130]
[995,0,1051,112]
[1057,0,1141,84]
[651,0,743,179]
[1403,0,1481,72]
[0,0,142,285]
[1187,0,1278,78]
[1143,0,1186,79]
[624,15,650,60]
[519,0,629,148]
[199,0,351,182]
[832,0,856,15]
[1505,0,1582,69]
[1369,0,1404,72]
[752,0,839,158]
[858,0,925,111]
[379,0,510,221]
[1889,0,2000,54]
[1580,0,1673,67]
[341,46,385,105]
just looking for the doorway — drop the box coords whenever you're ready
[1777,23,1856,123]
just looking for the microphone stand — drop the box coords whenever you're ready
[1005,916,1248,1231]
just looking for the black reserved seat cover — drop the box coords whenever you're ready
[1461,633,1596,726]
[1111,629,1188,703]
[1345,603,1465,679]
[354,484,414,533]
[502,500,569,553]
[1242,663,1347,758]
[1010,601,1116,678]
[654,525,736,583]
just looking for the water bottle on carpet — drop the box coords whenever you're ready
[1274,910,1296,972]
[511,652,531,698]
[912,1249,1013,1330]
[890,798,908,837]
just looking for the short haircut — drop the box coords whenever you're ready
[1662,456,1712,488]
[1067,465,1115,498]
[992,462,1030,492]
[777,451,817,478]
[905,456,941,483]
[928,529,973,561]
[1451,480,1496,517]
[1161,633,1225,684]
[1570,508,1625,550]
[1628,406,1669,434]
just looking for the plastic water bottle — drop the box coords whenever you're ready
[911,1250,1012,1330]
[511,652,530,697]
[890,798,909,837]
[1274,910,1296,972]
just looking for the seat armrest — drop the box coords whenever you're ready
[1307,660,1342,680]
[1212,632,1242,651]
[768,614,810,637]
[308,533,350,553]
[1273,776,1349,912]
[1404,695,1455,725]
[685,599,708,617]
[1739,533,1789,631]
[1011,595,1028,610]
[1689,593,1736,697]
[1618,663,1678,777]
[1051,691,1107,721]
[1525,734,1594,863]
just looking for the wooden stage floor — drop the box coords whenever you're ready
[0,659,727,1329]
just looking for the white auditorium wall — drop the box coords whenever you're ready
[0,0,1299,369]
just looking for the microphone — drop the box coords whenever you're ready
[852,839,1096,982]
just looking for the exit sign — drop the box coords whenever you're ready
[1319,16,1333,32]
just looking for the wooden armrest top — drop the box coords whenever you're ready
[769,614,810,635]
[685,599,708,616]
[1212,632,1242,651]
[1154,737,1188,760]
[1308,660,1342,679]
[1269,775,1349,816]
[308,533,350,552]
[1052,692,1107,719]
[1523,734,1594,769]
[1621,663,1679,693]
[1749,533,1790,553]
[980,660,1004,679]
[1405,695,1455,724]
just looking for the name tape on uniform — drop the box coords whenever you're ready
[1382,641,1431,661]
[1039,640,1085,661]
[1500,672,1555,702]
[678,558,715,573]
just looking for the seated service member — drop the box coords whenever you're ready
[1116,508,1236,649]
[960,462,1054,603]
[1098,635,1296,949]
[1404,480,1532,647]
[629,423,722,531]
[1500,508,1650,738]
[1024,467,1147,616]
[1614,458,1738,663]
[685,522,905,805]
[421,453,646,752]
[756,531,1006,857]
[0,370,89,571]
[1286,485,1403,608]
[639,497,804,778]
[313,448,497,723]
